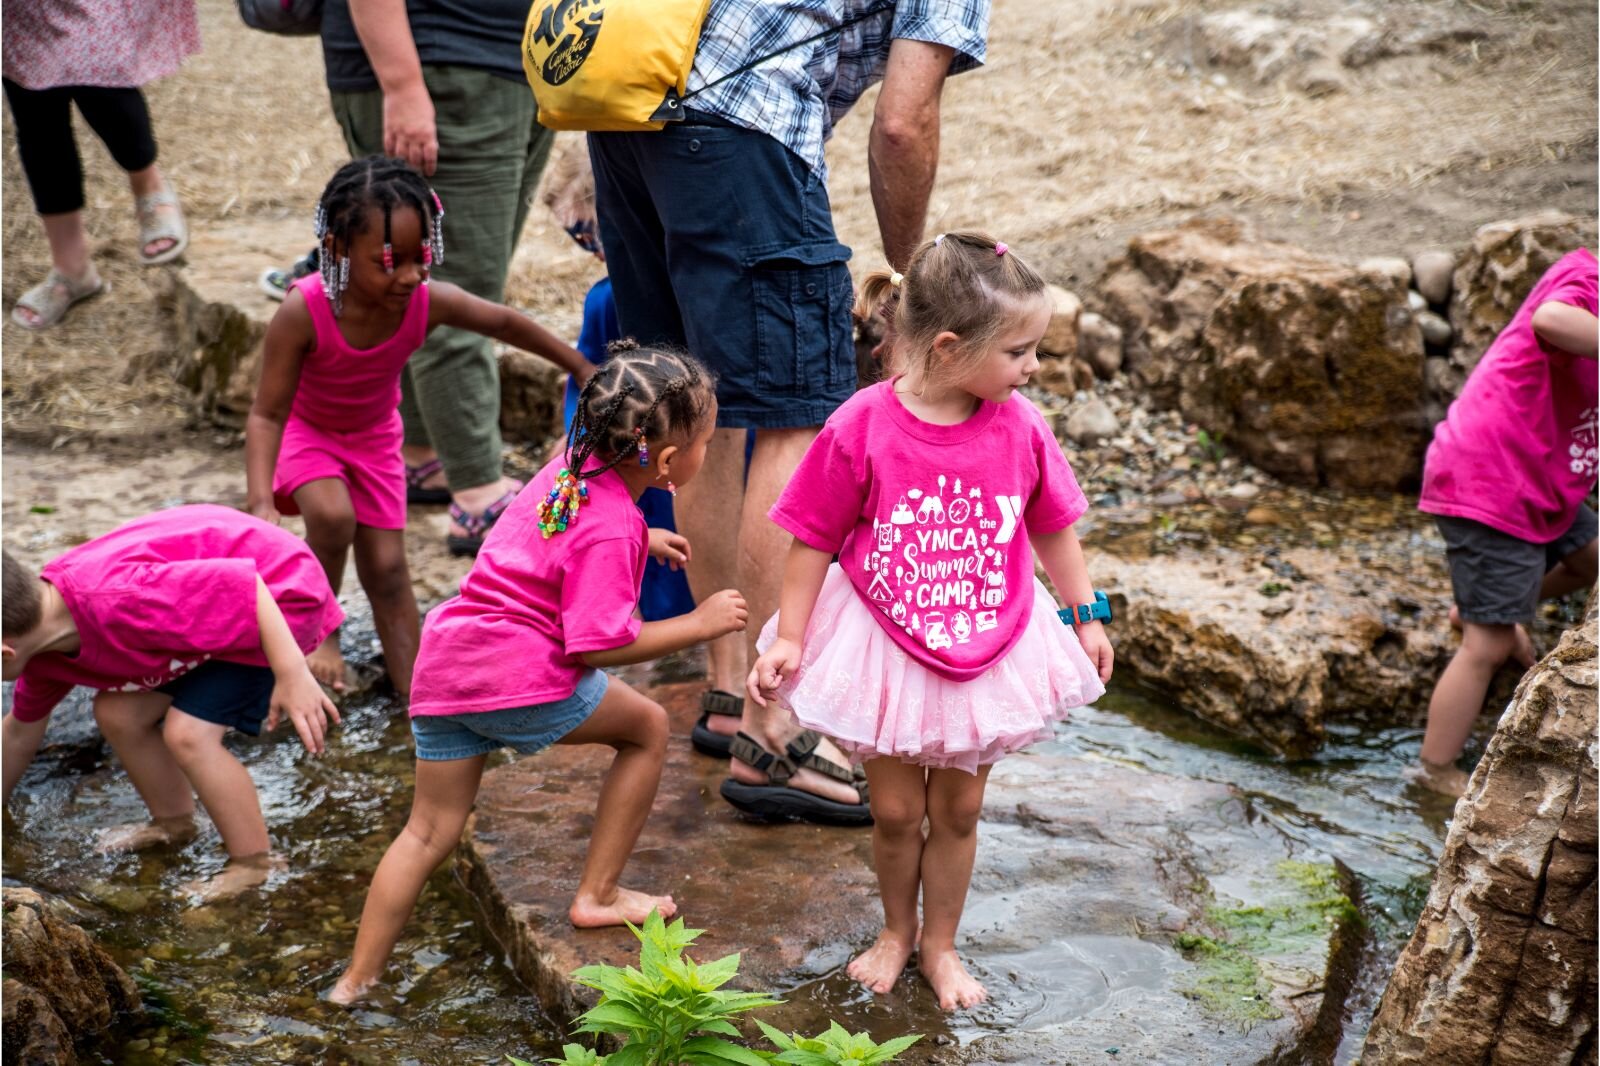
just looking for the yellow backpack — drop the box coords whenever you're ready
[522,0,894,133]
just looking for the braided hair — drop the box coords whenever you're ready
[312,155,445,316]
[567,340,717,481]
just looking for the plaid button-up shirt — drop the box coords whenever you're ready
[684,0,989,178]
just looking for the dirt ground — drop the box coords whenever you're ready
[1,0,1595,440]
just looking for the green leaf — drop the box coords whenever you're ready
[580,1001,654,1031]
[604,1044,651,1066]
[754,1021,797,1051]
[695,952,742,988]
[537,1045,606,1066]
[771,1051,837,1066]
[697,1019,744,1038]
[870,1034,922,1061]
[680,1035,772,1066]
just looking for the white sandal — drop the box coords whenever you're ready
[10,268,107,330]
[136,188,189,266]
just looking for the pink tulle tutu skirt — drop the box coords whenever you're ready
[756,564,1106,773]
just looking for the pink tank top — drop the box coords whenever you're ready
[289,273,430,431]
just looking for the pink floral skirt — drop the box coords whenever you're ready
[756,565,1105,774]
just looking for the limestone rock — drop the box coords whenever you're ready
[1064,399,1119,445]
[1363,600,1597,1064]
[1039,283,1083,359]
[497,344,565,443]
[1411,249,1455,305]
[1098,217,1428,491]
[462,684,1358,1063]
[1357,257,1411,287]
[1078,311,1124,379]
[1090,544,1458,758]
[2,888,142,1063]
[1032,353,1095,398]
[1450,212,1599,380]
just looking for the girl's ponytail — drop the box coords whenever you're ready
[853,267,900,324]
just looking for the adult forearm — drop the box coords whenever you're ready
[348,0,425,93]
[869,118,939,271]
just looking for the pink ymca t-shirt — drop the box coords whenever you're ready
[1420,248,1599,541]
[9,505,344,723]
[770,381,1088,682]
[408,460,647,717]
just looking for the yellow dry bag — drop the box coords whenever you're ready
[522,0,711,132]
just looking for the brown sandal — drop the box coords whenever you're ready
[720,730,872,826]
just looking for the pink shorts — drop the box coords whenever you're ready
[273,414,406,530]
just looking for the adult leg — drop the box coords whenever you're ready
[352,525,420,696]
[848,758,926,993]
[919,765,992,1010]
[70,86,178,261]
[294,478,358,690]
[93,690,198,851]
[554,678,677,927]
[1417,622,1520,795]
[331,754,487,1004]
[673,427,749,703]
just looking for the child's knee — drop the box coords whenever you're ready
[362,554,414,604]
[872,794,926,836]
[1461,625,1517,667]
[929,792,984,836]
[1565,538,1598,583]
[161,713,221,762]
[304,504,358,550]
[631,700,670,752]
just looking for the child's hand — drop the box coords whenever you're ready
[266,663,342,756]
[1075,621,1114,684]
[248,498,281,526]
[648,528,691,571]
[692,589,748,642]
[747,638,800,707]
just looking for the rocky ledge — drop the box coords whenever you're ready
[459,683,1360,1063]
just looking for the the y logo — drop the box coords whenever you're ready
[995,495,1022,543]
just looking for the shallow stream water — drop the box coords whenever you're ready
[3,662,1467,1065]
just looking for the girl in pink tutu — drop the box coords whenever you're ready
[747,232,1114,1011]
[245,157,591,696]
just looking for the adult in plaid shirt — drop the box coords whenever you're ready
[591,0,989,826]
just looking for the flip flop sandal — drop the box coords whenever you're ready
[720,730,873,826]
[10,269,107,330]
[690,689,743,758]
[405,457,451,505]
[136,188,189,266]
[446,480,523,557]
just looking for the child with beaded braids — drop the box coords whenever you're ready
[329,342,745,1004]
[746,232,1114,1010]
[246,157,592,697]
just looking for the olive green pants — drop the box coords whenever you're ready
[331,65,555,492]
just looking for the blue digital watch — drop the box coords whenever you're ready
[1058,591,1112,626]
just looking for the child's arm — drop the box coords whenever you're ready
[647,528,691,571]
[747,540,832,706]
[1030,525,1114,683]
[245,293,316,522]
[1531,300,1599,360]
[579,589,747,667]
[254,575,341,755]
[2,713,51,807]
[428,281,595,384]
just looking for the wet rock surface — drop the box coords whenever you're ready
[1097,217,1428,491]
[2,887,143,1063]
[1362,600,1598,1065]
[463,684,1358,1063]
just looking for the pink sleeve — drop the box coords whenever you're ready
[1541,271,1598,316]
[113,559,261,658]
[560,539,644,656]
[769,424,865,553]
[9,676,73,724]
[1024,411,1089,534]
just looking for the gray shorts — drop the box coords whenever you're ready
[1436,505,1599,625]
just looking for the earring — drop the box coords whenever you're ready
[666,481,677,498]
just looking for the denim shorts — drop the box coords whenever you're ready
[590,111,856,429]
[156,660,275,736]
[1436,504,1599,625]
[409,669,609,762]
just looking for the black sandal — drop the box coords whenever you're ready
[690,689,743,758]
[719,730,872,826]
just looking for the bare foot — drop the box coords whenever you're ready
[97,815,197,854]
[180,854,282,904]
[846,928,917,994]
[1405,759,1470,799]
[726,732,864,807]
[920,947,988,1011]
[308,634,347,692]
[569,886,677,928]
[327,971,378,1007]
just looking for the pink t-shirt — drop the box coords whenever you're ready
[9,505,344,723]
[770,381,1088,682]
[408,460,647,717]
[1420,248,1599,541]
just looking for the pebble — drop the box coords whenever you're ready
[1245,506,1285,527]
[1079,311,1125,379]
[1406,290,1428,313]
[1416,309,1452,347]
[1411,249,1455,305]
[1226,483,1261,500]
[1065,399,1120,445]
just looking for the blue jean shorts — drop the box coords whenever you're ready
[409,669,609,762]
[156,660,275,736]
[589,111,856,429]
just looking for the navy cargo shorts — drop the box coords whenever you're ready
[589,111,855,429]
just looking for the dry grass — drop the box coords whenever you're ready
[2,0,1595,440]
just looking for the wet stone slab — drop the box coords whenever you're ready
[461,684,1360,1064]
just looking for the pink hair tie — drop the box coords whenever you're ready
[995,241,1009,256]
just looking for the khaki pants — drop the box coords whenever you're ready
[331,65,555,491]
